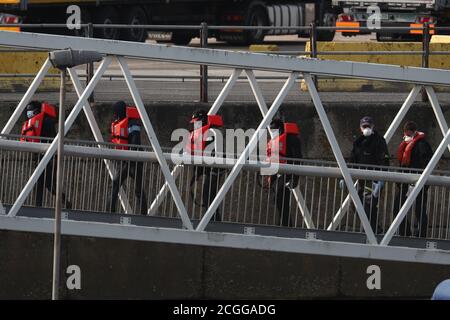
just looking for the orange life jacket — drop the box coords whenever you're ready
[187,115,223,156]
[111,106,141,150]
[397,131,426,167]
[267,123,300,164]
[20,103,57,142]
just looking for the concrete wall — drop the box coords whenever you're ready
[0,229,449,299]
[1,101,448,167]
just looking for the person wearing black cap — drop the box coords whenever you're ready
[348,116,389,233]
[394,121,433,238]
[266,118,302,227]
[187,109,223,222]
[20,100,71,208]
[109,101,148,215]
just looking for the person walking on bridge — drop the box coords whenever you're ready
[109,101,148,215]
[394,121,433,238]
[187,110,224,222]
[20,100,71,208]
[348,116,389,234]
[265,118,302,227]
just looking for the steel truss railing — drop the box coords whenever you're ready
[1,137,450,242]
[0,31,450,262]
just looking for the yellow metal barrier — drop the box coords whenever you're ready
[301,39,450,92]
[0,51,60,92]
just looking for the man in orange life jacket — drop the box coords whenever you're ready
[21,101,71,208]
[109,101,148,215]
[266,119,302,227]
[394,121,433,238]
[187,110,223,222]
[348,116,389,234]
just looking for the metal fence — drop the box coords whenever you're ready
[1,135,449,242]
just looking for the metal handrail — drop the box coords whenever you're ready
[1,136,449,187]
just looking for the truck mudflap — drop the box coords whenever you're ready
[0,13,20,32]
[410,23,435,34]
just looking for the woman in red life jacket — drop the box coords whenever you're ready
[265,118,302,227]
[394,121,433,238]
[188,110,223,222]
[109,101,148,215]
[20,101,71,209]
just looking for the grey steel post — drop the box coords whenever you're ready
[200,22,209,103]
[87,23,95,103]
[421,23,430,102]
[52,68,66,300]
[310,22,318,88]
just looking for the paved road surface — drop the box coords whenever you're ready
[2,34,449,105]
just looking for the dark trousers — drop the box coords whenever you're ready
[274,175,292,227]
[35,156,70,208]
[394,183,428,238]
[201,167,222,222]
[110,162,148,215]
[357,181,380,233]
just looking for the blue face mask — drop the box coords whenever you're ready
[27,111,35,119]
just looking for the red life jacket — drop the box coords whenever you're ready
[20,103,57,142]
[111,106,141,150]
[267,123,300,164]
[187,115,223,156]
[397,131,426,167]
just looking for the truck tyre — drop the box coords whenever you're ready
[219,5,268,45]
[121,6,148,42]
[93,6,121,40]
[317,12,336,42]
[244,6,268,44]
[171,32,193,45]
[73,9,92,38]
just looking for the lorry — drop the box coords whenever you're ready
[0,0,338,44]
[332,0,450,41]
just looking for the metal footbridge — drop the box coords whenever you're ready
[1,30,450,266]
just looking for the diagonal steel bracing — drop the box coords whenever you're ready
[381,129,450,245]
[7,57,113,217]
[117,57,193,230]
[304,73,377,244]
[67,69,133,214]
[244,69,315,229]
[196,72,300,232]
[147,69,243,216]
[1,58,52,135]
[327,85,423,231]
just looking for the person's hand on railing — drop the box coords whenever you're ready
[339,179,345,190]
[372,181,385,198]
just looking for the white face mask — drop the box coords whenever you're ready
[27,111,35,119]
[404,135,413,142]
[361,127,373,137]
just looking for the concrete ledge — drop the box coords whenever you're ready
[1,227,450,299]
